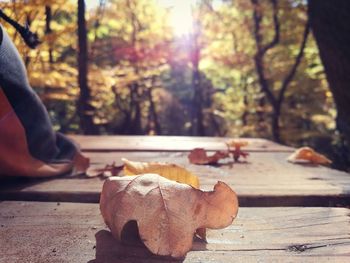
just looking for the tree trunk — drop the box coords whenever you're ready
[192,62,204,136]
[191,19,204,136]
[45,5,53,64]
[271,105,281,143]
[146,78,161,135]
[308,0,350,147]
[242,96,248,127]
[126,0,143,135]
[24,14,32,67]
[77,0,98,134]
[128,82,143,134]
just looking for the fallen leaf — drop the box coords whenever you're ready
[226,140,249,162]
[100,174,239,258]
[188,148,229,165]
[122,158,204,239]
[122,158,199,188]
[86,162,124,178]
[287,147,332,165]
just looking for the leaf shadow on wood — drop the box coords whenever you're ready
[87,224,187,263]
[208,160,251,169]
[290,162,322,168]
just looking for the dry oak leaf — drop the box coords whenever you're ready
[188,148,229,165]
[122,158,204,240]
[100,174,239,258]
[122,158,199,188]
[287,147,332,165]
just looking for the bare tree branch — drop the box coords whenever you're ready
[251,0,279,107]
[278,20,310,105]
[252,0,280,56]
[251,0,309,142]
[261,0,280,54]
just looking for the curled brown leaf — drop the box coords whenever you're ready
[188,148,229,165]
[287,147,332,165]
[100,174,239,258]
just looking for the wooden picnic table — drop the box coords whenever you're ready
[1,136,350,262]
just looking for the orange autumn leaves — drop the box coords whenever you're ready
[188,148,229,165]
[187,140,332,166]
[287,147,332,165]
[97,140,332,258]
[188,140,249,165]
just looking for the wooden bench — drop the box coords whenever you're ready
[1,136,350,262]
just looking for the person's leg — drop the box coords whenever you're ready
[0,24,3,45]
[0,24,88,177]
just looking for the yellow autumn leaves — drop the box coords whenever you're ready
[122,158,200,188]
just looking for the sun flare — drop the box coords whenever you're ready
[158,0,196,36]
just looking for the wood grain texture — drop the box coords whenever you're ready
[69,135,294,152]
[0,201,349,263]
[1,152,349,206]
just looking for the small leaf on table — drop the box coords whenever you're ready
[188,148,229,165]
[226,140,249,162]
[287,147,332,165]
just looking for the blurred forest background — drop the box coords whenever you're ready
[0,0,349,171]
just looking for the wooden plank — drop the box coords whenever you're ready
[69,135,294,152]
[0,201,349,262]
[1,152,349,206]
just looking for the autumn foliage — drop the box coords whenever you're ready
[0,0,344,168]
